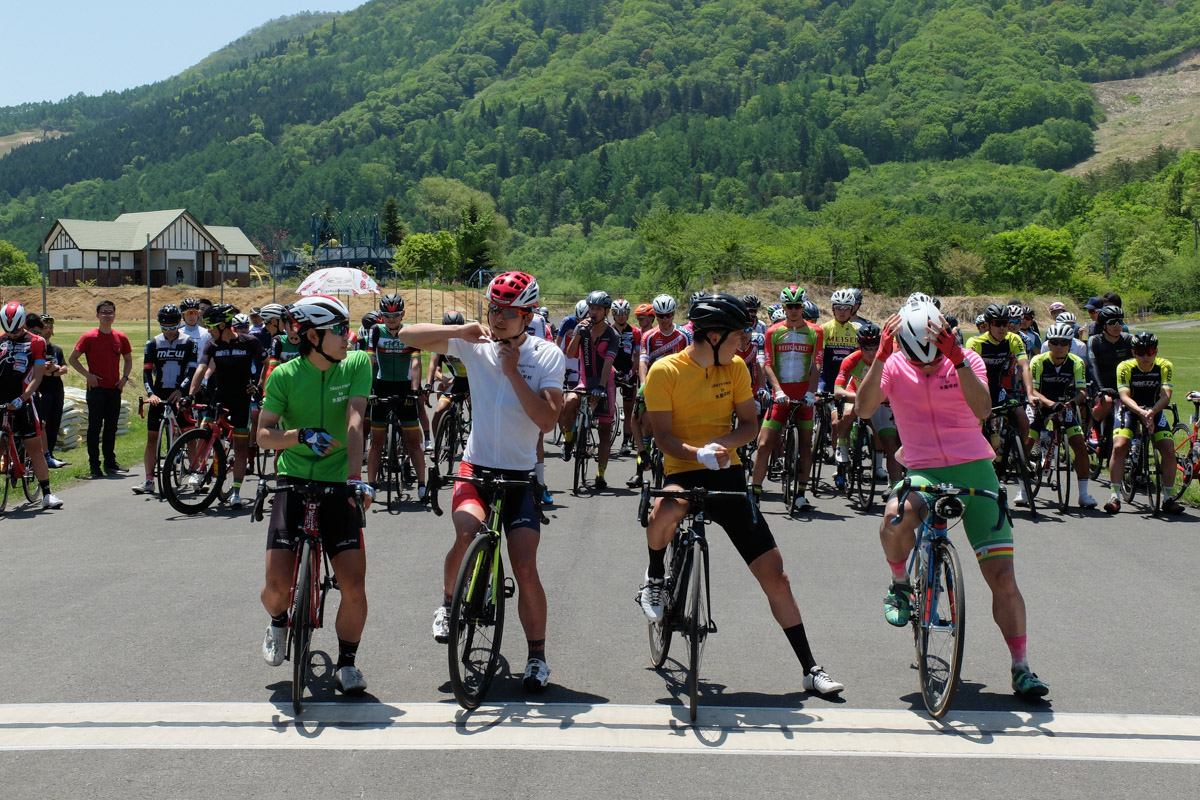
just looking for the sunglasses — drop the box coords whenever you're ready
[990,321,1009,327]
[1048,339,1071,346]
[784,304,804,310]
[832,304,853,311]
[1105,319,1125,326]
[319,322,351,336]
[655,313,673,319]
[160,324,182,332]
[488,304,522,319]
[1132,347,1155,356]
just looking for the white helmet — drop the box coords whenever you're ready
[232,313,251,328]
[259,303,287,321]
[1055,311,1077,325]
[831,289,856,306]
[770,306,786,323]
[611,298,631,316]
[906,292,936,307]
[287,295,350,332]
[652,294,676,315]
[574,300,589,318]
[896,299,941,363]
[1,301,27,333]
[1045,322,1076,341]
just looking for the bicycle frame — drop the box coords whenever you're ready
[0,411,27,482]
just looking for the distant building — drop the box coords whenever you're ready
[41,209,259,287]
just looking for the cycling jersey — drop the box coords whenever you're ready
[764,321,821,386]
[142,333,198,396]
[0,332,46,402]
[818,319,859,390]
[610,322,641,375]
[263,349,373,483]
[525,314,553,341]
[640,326,690,369]
[558,316,580,380]
[202,334,263,400]
[1041,336,1087,364]
[1086,332,1133,391]
[1029,352,1085,403]
[1018,328,1041,355]
[181,324,210,359]
[266,335,301,378]
[965,331,1027,403]
[368,325,420,383]
[432,351,468,380]
[576,323,620,383]
[643,351,752,476]
[734,340,764,392]
[834,349,870,393]
[1117,357,1173,408]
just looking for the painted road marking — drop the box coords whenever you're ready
[1,702,1198,762]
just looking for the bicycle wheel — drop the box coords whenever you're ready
[685,537,710,723]
[290,541,313,714]
[154,415,176,494]
[648,537,676,668]
[781,422,798,513]
[162,428,226,514]
[1147,433,1162,514]
[384,423,399,508]
[433,410,460,474]
[809,411,829,496]
[1169,424,1195,502]
[17,440,40,503]
[1121,438,1140,504]
[1010,434,1040,514]
[1055,438,1072,513]
[915,540,966,719]
[0,434,10,514]
[448,534,506,710]
[853,426,877,510]
[572,411,591,495]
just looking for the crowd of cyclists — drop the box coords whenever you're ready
[3,273,1189,707]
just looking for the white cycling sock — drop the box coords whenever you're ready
[535,461,545,485]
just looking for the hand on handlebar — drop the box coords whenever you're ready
[348,479,374,511]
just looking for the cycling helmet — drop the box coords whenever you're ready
[1045,322,1076,341]
[1097,305,1125,325]
[1055,311,1077,325]
[652,294,677,315]
[689,293,751,331]
[288,295,350,332]
[635,303,654,317]
[442,310,465,325]
[202,303,238,326]
[689,290,711,307]
[802,300,820,321]
[906,292,935,307]
[770,307,786,323]
[487,271,539,309]
[538,306,550,320]
[1,302,26,333]
[974,314,986,326]
[780,286,807,304]
[232,313,251,328]
[575,299,589,318]
[180,297,201,311]
[983,303,1009,323]
[1022,305,1034,319]
[1048,301,1067,315]
[1132,331,1158,352]
[856,322,882,347]
[260,303,287,321]
[611,299,631,316]
[1006,303,1024,321]
[741,294,762,311]
[896,299,941,363]
[157,304,182,326]
[360,311,380,329]
[379,292,404,313]
[586,290,612,309]
[831,288,855,307]
[750,331,766,349]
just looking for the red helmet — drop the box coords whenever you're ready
[487,271,539,308]
[1,302,27,334]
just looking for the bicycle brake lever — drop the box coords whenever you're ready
[993,486,1010,532]
[889,478,912,526]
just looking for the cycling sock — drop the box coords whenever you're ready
[796,483,808,495]
[39,479,51,494]
[875,452,885,471]
[752,484,762,495]
[1077,477,1090,495]
[564,430,574,444]
[535,461,545,485]
[837,437,848,447]
[647,546,667,580]
[270,611,288,628]
[336,639,359,669]
[888,560,908,583]
[783,623,817,673]
[232,481,242,491]
[1111,484,1123,499]
[1005,635,1028,670]
[442,593,453,607]
[597,464,606,478]
[527,639,546,661]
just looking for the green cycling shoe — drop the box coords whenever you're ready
[884,582,912,627]
[1011,666,1050,699]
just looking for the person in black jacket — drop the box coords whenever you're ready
[26,313,68,468]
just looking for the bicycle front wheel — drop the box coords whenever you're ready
[290,542,313,715]
[809,412,828,496]
[154,415,176,494]
[0,433,10,514]
[781,423,798,513]
[1170,424,1195,502]
[1147,434,1162,514]
[648,538,676,668]
[433,411,460,474]
[685,538,710,723]
[1011,434,1040,515]
[17,440,40,504]
[853,426,877,510]
[915,540,966,719]
[162,428,226,514]
[1055,439,1072,513]
[572,412,591,495]
[448,534,506,710]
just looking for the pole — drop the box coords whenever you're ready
[146,234,151,343]
[40,216,47,314]
[220,246,227,303]
[272,250,277,303]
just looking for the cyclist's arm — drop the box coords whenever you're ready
[959,355,993,420]
[855,354,885,418]
[425,353,443,386]
[143,341,157,397]
[1017,354,1033,398]
[639,355,650,384]
[761,361,783,395]
[345,396,367,481]
[256,409,339,453]
[410,352,422,391]
[20,361,45,402]
[392,322,488,355]
[565,327,583,359]
[712,397,758,451]
[599,351,615,387]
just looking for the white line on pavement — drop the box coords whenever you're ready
[1,702,1199,762]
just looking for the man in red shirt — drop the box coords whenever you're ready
[68,300,133,478]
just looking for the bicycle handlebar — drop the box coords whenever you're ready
[648,485,759,525]
[252,477,366,529]
[425,465,549,526]
[886,477,1011,533]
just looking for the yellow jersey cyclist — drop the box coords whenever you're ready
[1104,332,1185,515]
[637,293,843,698]
[257,295,374,695]
[856,298,1050,700]
[1028,323,1097,508]
[366,292,427,500]
[427,310,471,440]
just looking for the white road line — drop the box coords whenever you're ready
[1,702,1199,762]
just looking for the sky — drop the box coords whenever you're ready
[1,1,364,107]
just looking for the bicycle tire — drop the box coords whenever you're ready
[1147,432,1162,514]
[648,537,676,668]
[1055,438,1072,513]
[385,422,400,509]
[685,537,709,723]
[853,425,877,510]
[448,534,506,710]
[781,422,798,513]
[154,414,177,494]
[572,408,591,495]
[0,433,10,514]
[1121,438,1140,504]
[17,440,39,503]
[1169,424,1195,502]
[916,539,966,719]
[1010,433,1040,515]
[433,410,460,474]
[162,428,226,514]
[290,541,313,714]
[809,410,829,496]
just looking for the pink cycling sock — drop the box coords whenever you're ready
[1005,635,1028,669]
[888,560,908,583]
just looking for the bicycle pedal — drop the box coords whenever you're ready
[503,577,516,599]
[330,576,340,591]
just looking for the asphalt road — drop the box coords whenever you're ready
[1,444,1197,797]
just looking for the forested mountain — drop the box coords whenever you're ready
[3,0,1200,308]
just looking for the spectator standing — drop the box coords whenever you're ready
[68,300,133,477]
[25,314,69,468]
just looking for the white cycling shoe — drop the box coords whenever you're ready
[262,626,286,667]
[335,665,367,694]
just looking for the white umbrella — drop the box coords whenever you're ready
[296,267,380,296]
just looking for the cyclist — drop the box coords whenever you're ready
[821,289,861,464]
[833,323,900,481]
[0,302,64,509]
[365,293,427,501]
[134,304,200,495]
[629,294,691,488]
[179,297,211,356]
[357,311,379,352]
[1104,332,1185,514]
[1028,322,1098,508]
[742,294,767,336]
[188,303,263,509]
[802,300,820,326]
[556,300,588,392]
[1017,307,1041,353]
[636,293,843,697]
[609,298,642,456]
[1086,305,1133,457]
[401,271,565,691]
[1043,312,1088,361]
[561,290,619,489]
[427,310,471,451]
[855,298,1050,700]
[27,313,68,469]
[257,295,374,695]
[848,288,873,326]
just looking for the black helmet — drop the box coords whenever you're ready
[856,322,882,346]
[944,314,959,330]
[361,311,380,328]
[157,304,182,326]
[586,290,612,308]
[1132,331,1158,351]
[983,303,1008,323]
[688,293,752,332]
[741,294,761,311]
[443,310,465,325]
[180,297,201,311]
[802,300,820,321]
[202,303,238,326]
[1097,305,1125,325]
[379,293,404,313]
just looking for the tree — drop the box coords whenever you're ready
[393,232,458,283]
[381,196,407,246]
[0,239,39,285]
[988,225,1074,292]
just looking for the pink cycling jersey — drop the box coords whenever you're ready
[878,349,995,469]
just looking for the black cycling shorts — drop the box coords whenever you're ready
[661,466,777,565]
[4,401,40,440]
[446,376,470,398]
[266,479,365,558]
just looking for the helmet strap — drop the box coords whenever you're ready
[706,330,732,367]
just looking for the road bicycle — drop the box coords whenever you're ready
[0,408,40,513]
[1119,410,1163,514]
[808,391,835,497]
[138,396,196,494]
[432,387,471,475]
[773,397,812,514]
[985,398,1040,516]
[1033,404,1076,514]
[1169,391,1200,503]
[837,413,878,510]
[888,478,1011,718]
[427,465,548,710]
[368,393,419,509]
[642,485,754,722]
[252,477,366,714]
[569,389,606,495]
[636,441,666,527]
[1086,388,1118,480]
[160,402,237,514]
